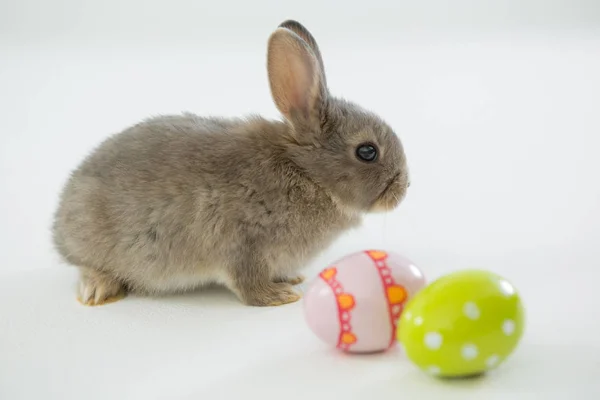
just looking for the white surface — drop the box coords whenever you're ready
[1,1,600,399]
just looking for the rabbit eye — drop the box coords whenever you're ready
[356,143,378,162]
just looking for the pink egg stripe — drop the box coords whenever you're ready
[365,251,404,348]
[319,268,357,351]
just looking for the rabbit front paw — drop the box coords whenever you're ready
[237,282,301,307]
[274,274,305,285]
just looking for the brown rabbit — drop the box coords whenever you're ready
[52,20,410,306]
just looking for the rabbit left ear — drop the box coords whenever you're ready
[267,27,327,130]
[277,20,327,87]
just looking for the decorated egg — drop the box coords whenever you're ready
[303,250,426,353]
[398,270,525,378]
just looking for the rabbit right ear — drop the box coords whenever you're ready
[267,27,327,132]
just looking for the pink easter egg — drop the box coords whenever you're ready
[303,250,426,353]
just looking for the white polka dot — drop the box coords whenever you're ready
[463,302,480,320]
[392,305,402,314]
[461,343,479,360]
[503,319,516,336]
[404,311,412,320]
[499,280,515,296]
[424,332,443,350]
[427,365,441,375]
[486,354,500,368]
[414,316,424,326]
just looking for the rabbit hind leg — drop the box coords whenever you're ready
[76,266,126,306]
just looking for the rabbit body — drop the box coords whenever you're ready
[54,115,359,304]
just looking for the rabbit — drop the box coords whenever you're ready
[52,20,410,307]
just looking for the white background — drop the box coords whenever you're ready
[1,0,600,399]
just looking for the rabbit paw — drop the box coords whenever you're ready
[77,268,125,306]
[274,274,305,285]
[239,282,301,307]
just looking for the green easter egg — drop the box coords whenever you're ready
[397,270,524,378]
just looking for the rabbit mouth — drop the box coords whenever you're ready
[370,173,406,212]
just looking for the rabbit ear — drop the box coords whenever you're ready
[267,27,327,130]
[277,20,327,86]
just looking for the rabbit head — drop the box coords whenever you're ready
[268,20,409,214]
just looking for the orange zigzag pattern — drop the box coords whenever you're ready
[365,250,408,348]
[319,267,357,350]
